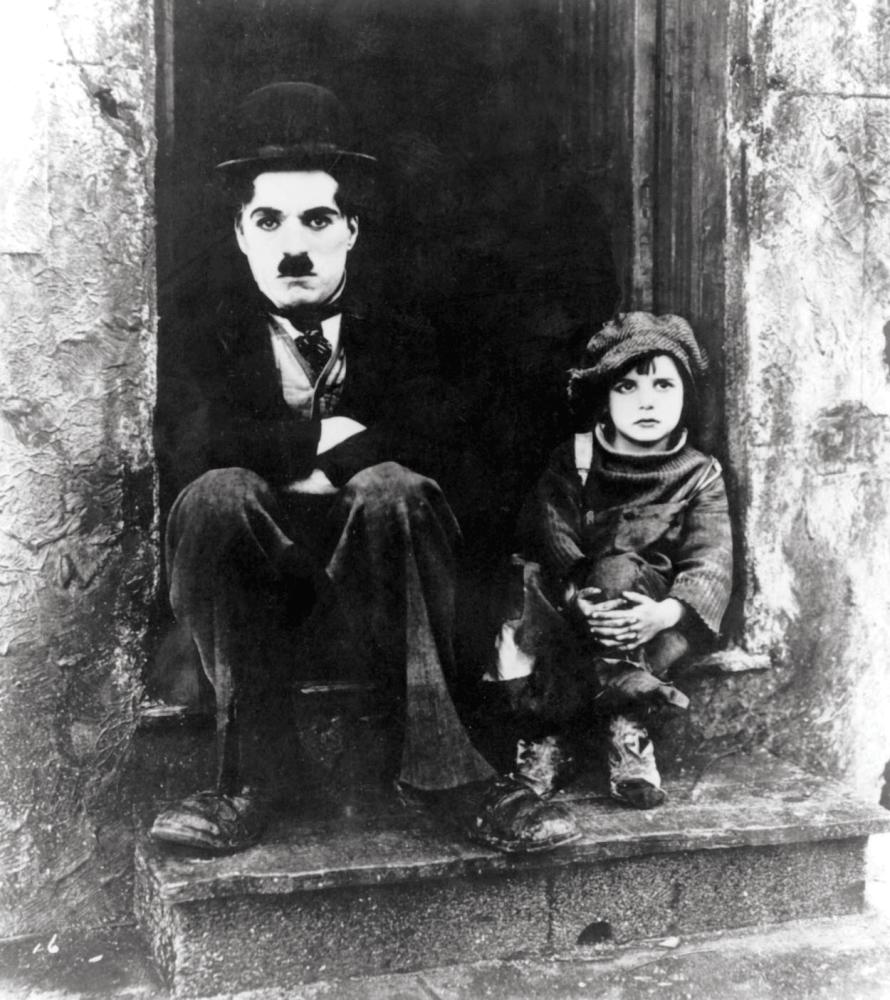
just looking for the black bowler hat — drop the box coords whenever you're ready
[215,82,377,176]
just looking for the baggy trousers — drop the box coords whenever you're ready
[166,462,495,797]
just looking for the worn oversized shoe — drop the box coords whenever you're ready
[469,776,580,853]
[608,715,666,809]
[150,788,268,854]
[513,735,575,797]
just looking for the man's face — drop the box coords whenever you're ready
[235,170,358,310]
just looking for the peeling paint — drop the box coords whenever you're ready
[0,0,157,937]
[727,0,890,802]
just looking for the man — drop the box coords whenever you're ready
[150,82,579,855]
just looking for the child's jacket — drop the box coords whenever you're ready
[526,426,733,635]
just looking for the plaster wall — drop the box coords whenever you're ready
[726,0,890,797]
[0,0,156,936]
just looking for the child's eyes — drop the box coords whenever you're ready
[612,380,635,394]
[654,379,677,390]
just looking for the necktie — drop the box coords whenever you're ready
[294,324,332,381]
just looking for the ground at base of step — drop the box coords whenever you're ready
[3,909,890,1000]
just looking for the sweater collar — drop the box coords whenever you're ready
[594,423,688,459]
[591,423,700,485]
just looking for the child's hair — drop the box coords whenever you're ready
[595,351,697,445]
[568,312,707,434]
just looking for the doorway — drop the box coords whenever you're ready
[150,0,737,702]
[154,0,622,520]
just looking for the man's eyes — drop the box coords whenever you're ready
[251,214,334,231]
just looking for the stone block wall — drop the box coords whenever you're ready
[725,0,890,796]
[0,0,156,935]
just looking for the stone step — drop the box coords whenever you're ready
[133,748,890,997]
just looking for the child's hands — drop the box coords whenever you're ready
[572,587,630,647]
[601,593,685,649]
[578,591,685,650]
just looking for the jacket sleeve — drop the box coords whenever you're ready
[316,388,474,487]
[316,312,477,488]
[200,395,321,487]
[525,441,591,587]
[668,467,734,635]
[156,326,321,493]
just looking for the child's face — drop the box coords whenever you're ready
[607,354,684,454]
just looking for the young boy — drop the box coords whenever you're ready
[487,312,733,809]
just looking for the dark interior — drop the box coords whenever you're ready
[151,0,622,698]
[156,0,618,483]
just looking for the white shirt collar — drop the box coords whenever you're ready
[271,312,341,346]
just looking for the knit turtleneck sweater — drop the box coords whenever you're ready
[527,425,733,634]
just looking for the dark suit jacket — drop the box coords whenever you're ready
[155,291,476,502]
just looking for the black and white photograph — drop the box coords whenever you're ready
[1,2,890,998]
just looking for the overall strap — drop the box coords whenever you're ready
[574,432,593,486]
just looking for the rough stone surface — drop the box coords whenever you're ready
[549,840,864,950]
[724,0,890,802]
[148,840,864,997]
[172,874,549,997]
[0,0,156,936]
[750,0,890,94]
[135,750,890,904]
[134,750,888,994]
[9,907,890,1000]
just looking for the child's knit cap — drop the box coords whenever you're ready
[568,311,708,411]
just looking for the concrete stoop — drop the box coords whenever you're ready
[133,748,890,997]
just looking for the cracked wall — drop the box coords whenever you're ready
[725,0,890,796]
[0,0,156,935]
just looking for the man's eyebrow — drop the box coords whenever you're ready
[248,206,283,218]
[299,206,340,219]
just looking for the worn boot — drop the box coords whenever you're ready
[397,773,580,854]
[607,714,665,809]
[468,775,580,853]
[513,734,575,797]
[150,787,269,853]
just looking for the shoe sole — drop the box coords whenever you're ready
[468,828,582,854]
[149,821,262,855]
[610,787,666,810]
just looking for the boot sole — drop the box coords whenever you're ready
[468,827,582,854]
[149,820,263,855]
